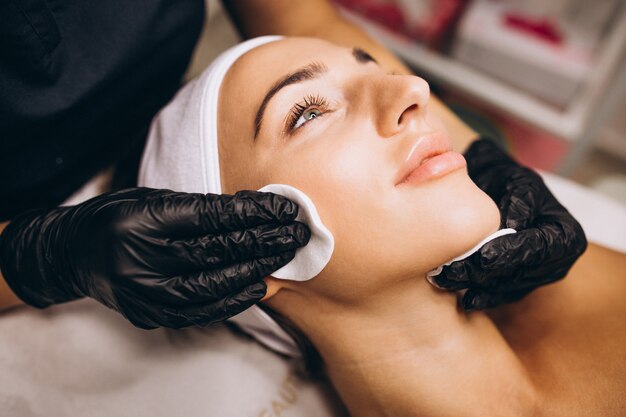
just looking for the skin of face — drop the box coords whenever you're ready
[218,37,499,305]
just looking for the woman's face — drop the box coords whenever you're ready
[218,38,499,303]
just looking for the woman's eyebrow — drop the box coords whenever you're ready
[352,47,378,64]
[254,61,328,139]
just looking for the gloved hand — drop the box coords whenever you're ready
[432,138,587,310]
[0,188,310,328]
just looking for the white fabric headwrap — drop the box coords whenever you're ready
[139,35,282,195]
[138,36,306,358]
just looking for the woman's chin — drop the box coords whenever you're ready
[430,171,501,258]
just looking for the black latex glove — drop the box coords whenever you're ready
[432,139,587,310]
[0,188,310,328]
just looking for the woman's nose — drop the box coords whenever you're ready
[374,75,430,138]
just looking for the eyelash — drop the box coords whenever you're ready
[287,94,329,132]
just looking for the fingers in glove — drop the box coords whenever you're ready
[163,281,268,327]
[148,190,302,237]
[443,229,558,292]
[161,221,309,271]
[497,171,541,230]
[431,227,548,291]
[134,250,297,306]
[461,287,534,311]
[430,257,481,290]
[478,225,577,276]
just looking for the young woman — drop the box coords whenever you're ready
[143,36,626,416]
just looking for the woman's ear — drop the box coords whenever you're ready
[261,276,288,301]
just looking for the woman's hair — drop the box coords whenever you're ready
[256,303,326,380]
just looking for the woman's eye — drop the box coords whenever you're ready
[287,95,329,133]
[294,108,323,129]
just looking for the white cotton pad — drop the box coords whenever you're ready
[258,184,335,281]
[426,228,517,288]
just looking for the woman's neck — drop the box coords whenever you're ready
[299,275,469,363]
[273,274,537,417]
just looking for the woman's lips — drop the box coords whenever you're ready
[400,151,466,185]
[394,131,466,186]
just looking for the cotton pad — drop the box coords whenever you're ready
[426,228,517,288]
[258,184,335,281]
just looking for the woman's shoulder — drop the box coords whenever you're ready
[490,243,626,416]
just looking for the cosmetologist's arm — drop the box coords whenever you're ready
[0,221,23,311]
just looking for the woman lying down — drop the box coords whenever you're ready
[139,36,626,416]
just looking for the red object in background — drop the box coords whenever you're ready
[504,13,563,45]
[334,0,407,32]
[334,0,467,46]
[441,91,569,173]
[502,118,569,172]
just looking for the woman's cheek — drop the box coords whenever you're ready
[300,146,368,230]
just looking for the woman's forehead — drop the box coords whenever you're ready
[228,38,347,87]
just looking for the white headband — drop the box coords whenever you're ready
[138,36,304,358]
[139,35,282,195]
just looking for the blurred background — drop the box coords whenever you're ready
[190,0,626,206]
